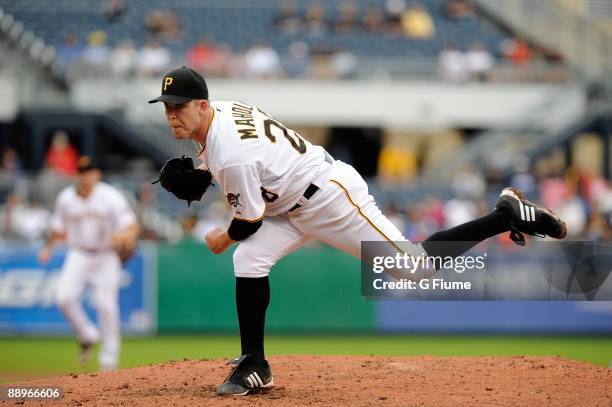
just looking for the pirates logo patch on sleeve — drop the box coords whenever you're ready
[226,193,243,208]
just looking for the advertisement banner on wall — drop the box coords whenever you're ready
[0,244,156,335]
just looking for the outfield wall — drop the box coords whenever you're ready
[1,241,611,334]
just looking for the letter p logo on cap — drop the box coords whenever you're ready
[164,77,173,91]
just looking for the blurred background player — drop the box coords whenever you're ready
[38,156,139,371]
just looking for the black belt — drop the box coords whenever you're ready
[288,150,333,212]
[288,183,320,212]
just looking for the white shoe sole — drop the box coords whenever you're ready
[219,377,274,396]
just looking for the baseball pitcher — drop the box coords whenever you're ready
[149,66,566,396]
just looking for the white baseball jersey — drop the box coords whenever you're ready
[198,101,328,219]
[51,182,136,251]
[197,100,425,279]
[51,181,135,370]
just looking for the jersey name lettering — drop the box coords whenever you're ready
[232,102,258,140]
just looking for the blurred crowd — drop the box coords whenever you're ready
[379,160,612,242]
[53,0,566,82]
[272,0,448,38]
[438,37,567,83]
[1,129,610,244]
[57,28,358,81]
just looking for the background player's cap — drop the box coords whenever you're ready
[77,155,99,173]
[148,66,209,104]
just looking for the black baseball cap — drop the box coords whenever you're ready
[77,155,99,173]
[148,66,209,104]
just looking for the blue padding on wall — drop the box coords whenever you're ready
[376,301,612,333]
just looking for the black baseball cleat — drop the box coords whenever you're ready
[79,341,95,364]
[216,355,274,396]
[495,187,567,246]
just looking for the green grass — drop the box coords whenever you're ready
[1,334,610,382]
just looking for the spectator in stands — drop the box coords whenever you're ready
[0,193,24,239]
[187,37,216,71]
[329,48,357,79]
[82,31,111,75]
[332,1,360,34]
[45,130,79,177]
[104,0,126,23]
[385,0,407,33]
[146,10,166,37]
[187,37,231,77]
[404,203,430,241]
[0,148,22,206]
[0,193,50,241]
[555,188,587,239]
[538,164,591,237]
[207,43,233,78]
[57,34,83,72]
[539,162,567,210]
[423,195,446,229]
[363,6,386,33]
[509,155,537,199]
[583,173,611,222]
[1,148,22,178]
[378,144,417,184]
[137,40,171,77]
[145,10,182,43]
[438,43,467,82]
[483,164,505,195]
[273,0,303,35]
[19,198,51,241]
[110,40,136,78]
[223,49,248,78]
[307,43,337,79]
[305,3,329,36]
[286,41,311,78]
[180,211,199,242]
[136,181,182,242]
[444,190,477,228]
[465,41,494,81]
[135,182,160,240]
[452,166,486,199]
[36,164,72,209]
[244,41,282,78]
[159,11,182,43]
[443,0,475,20]
[401,2,435,39]
[583,201,609,240]
[500,36,531,65]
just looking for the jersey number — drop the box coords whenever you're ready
[263,119,307,154]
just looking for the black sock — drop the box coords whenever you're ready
[422,210,511,258]
[235,276,270,363]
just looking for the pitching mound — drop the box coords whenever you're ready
[10,355,612,406]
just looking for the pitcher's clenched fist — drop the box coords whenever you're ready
[205,227,235,254]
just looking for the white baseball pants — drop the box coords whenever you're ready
[233,160,424,277]
[55,249,121,370]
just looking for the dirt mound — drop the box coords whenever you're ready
[8,355,612,406]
